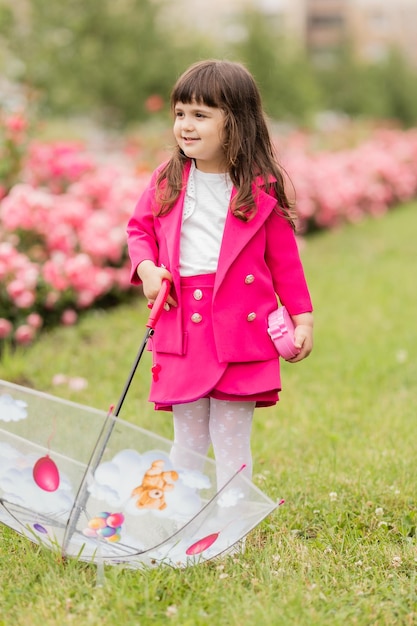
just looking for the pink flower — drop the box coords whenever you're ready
[145,94,164,113]
[0,318,13,339]
[114,265,133,290]
[4,113,27,135]
[14,324,35,345]
[76,290,95,308]
[61,309,78,326]
[68,377,88,391]
[26,312,43,329]
[13,290,36,309]
[45,223,77,255]
[0,241,17,259]
[52,374,68,386]
[42,257,69,291]
[6,279,26,299]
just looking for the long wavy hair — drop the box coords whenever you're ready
[155,59,294,226]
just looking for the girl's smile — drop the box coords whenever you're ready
[173,101,226,173]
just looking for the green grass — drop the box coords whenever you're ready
[1,202,417,625]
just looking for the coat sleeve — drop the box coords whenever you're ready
[265,209,313,315]
[126,169,161,285]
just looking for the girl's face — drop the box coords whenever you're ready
[173,100,226,173]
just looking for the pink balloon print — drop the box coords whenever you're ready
[186,532,220,556]
[33,455,60,492]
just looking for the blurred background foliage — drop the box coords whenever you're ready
[1,0,417,128]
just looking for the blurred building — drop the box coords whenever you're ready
[169,0,417,67]
[304,0,349,64]
[351,0,417,67]
[305,0,417,67]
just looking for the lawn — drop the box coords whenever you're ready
[0,201,416,625]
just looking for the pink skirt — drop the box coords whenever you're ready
[149,274,280,411]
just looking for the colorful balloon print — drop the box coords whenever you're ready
[33,455,60,492]
[83,512,125,543]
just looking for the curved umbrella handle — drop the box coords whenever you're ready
[146,278,171,329]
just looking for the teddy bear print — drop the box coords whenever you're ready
[131,460,179,510]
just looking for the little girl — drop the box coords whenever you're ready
[127,59,313,487]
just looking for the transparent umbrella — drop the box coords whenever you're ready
[0,282,279,568]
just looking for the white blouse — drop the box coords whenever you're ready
[179,161,232,277]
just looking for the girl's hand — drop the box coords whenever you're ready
[287,312,314,363]
[136,261,177,308]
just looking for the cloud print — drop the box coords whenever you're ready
[0,394,28,422]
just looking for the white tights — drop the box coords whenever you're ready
[170,398,255,488]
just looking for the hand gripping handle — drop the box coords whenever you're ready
[146,278,171,330]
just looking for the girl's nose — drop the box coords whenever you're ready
[181,115,194,131]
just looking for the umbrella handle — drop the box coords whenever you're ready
[113,278,171,416]
[146,278,171,329]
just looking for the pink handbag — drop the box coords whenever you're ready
[267,306,300,360]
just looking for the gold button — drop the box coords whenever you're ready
[193,289,203,300]
[246,312,256,322]
[244,274,255,284]
[191,313,202,323]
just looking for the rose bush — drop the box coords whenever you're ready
[282,128,417,233]
[1,112,417,348]
[0,132,151,347]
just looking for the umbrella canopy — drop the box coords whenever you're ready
[0,283,279,568]
[0,380,278,567]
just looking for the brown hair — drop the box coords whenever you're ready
[155,59,294,225]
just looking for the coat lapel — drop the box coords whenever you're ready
[158,195,183,275]
[214,187,278,292]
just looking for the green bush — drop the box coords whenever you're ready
[315,46,417,126]
[1,2,417,127]
[231,10,321,125]
[0,0,209,125]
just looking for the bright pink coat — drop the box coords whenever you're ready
[127,160,312,365]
